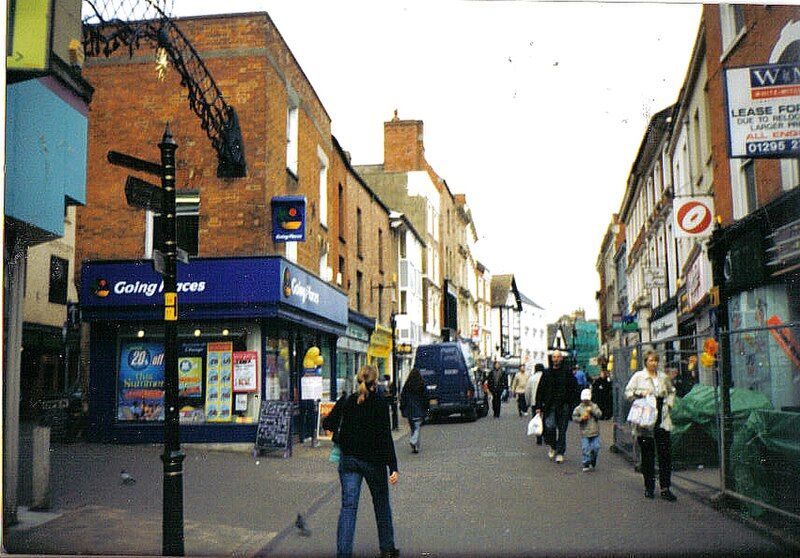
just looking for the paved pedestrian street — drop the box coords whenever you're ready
[3,403,797,557]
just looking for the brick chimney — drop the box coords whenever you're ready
[384,110,425,172]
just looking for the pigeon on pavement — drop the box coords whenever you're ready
[120,470,136,485]
[295,513,311,537]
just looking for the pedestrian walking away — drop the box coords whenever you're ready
[624,350,678,502]
[400,368,428,454]
[329,365,400,558]
[573,364,590,390]
[511,363,530,416]
[535,350,580,463]
[592,368,613,420]
[525,363,545,445]
[486,360,508,418]
[572,388,603,471]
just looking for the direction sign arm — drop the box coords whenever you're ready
[108,151,164,177]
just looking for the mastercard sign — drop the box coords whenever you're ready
[673,196,714,238]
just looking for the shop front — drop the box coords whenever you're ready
[80,256,347,443]
[367,324,393,380]
[709,188,800,412]
[335,310,373,398]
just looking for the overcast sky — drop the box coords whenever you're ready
[166,0,703,322]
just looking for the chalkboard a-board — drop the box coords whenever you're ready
[255,400,293,456]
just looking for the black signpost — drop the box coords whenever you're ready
[109,124,185,556]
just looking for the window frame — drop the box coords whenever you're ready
[286,103,299,177]
[48,255,69,305]
[318,146,328,228]
[145,191,200,259]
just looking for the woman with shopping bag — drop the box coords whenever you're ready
[624,350,677,501]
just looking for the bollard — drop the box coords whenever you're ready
[31,425,51,510]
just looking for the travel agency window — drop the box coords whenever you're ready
[115,322,261,425]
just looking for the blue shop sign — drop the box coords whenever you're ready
[271,196,306,242]
[80,257,347,326]
[279,260,347,325]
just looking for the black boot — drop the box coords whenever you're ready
[378,549,400,558]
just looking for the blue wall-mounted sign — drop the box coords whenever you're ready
[80,256,347,328]
[271,196,306,242]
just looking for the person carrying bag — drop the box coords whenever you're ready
[330,365,399,558]
[624,349,677,502]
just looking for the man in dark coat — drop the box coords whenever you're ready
[534,350,580,463]
[486,361,508,418]
[592,369,613,420]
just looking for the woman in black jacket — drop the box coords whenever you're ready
[323,365,399,558]
[400,368,428,453]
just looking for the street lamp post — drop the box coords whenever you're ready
[159,125,185,557]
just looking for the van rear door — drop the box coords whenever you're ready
[438,344,468,401]
[414,345,440,402]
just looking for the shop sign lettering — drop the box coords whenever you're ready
[110,280,206,297]
[290,277,320,304]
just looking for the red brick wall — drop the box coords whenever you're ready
[384,118,425,172]
[331,145,393,326]
[704,4,800,225]
[76,13,340,287]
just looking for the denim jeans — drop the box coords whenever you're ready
[581,435,601,467]
[409,417,423,448]
[544,403,572,456]
[337,455,395,557]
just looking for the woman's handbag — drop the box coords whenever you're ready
[627,395,657,428]
[323,397,345,464]
[527,413,544,436]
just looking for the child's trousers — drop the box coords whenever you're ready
[581,435,601,467]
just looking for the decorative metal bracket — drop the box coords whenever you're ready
[82,0,247,178]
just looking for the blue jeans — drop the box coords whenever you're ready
[409,417,423,448]
[581,435,601,467]
[337,455,395,557]
[544,403,572,456]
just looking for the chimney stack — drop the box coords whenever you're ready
[384,110,425,172]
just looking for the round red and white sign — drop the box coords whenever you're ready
[675,198,713,236]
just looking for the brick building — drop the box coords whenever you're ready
[704,4,800,412]
[330,138,394,392]
[357,116,444,346]
[358,114,484,350]
[75,13,392,443]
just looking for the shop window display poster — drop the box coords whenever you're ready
[117,341,165,421]
[178,356,203,398]
[233,351,259,392]
[235,393,248,412]
[205,342,233,422]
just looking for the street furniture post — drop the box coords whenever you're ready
[108,124,186,556]
[159,124,185,556]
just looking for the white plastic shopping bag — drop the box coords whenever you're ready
[627,395,657,428]
[527,413,544,436]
